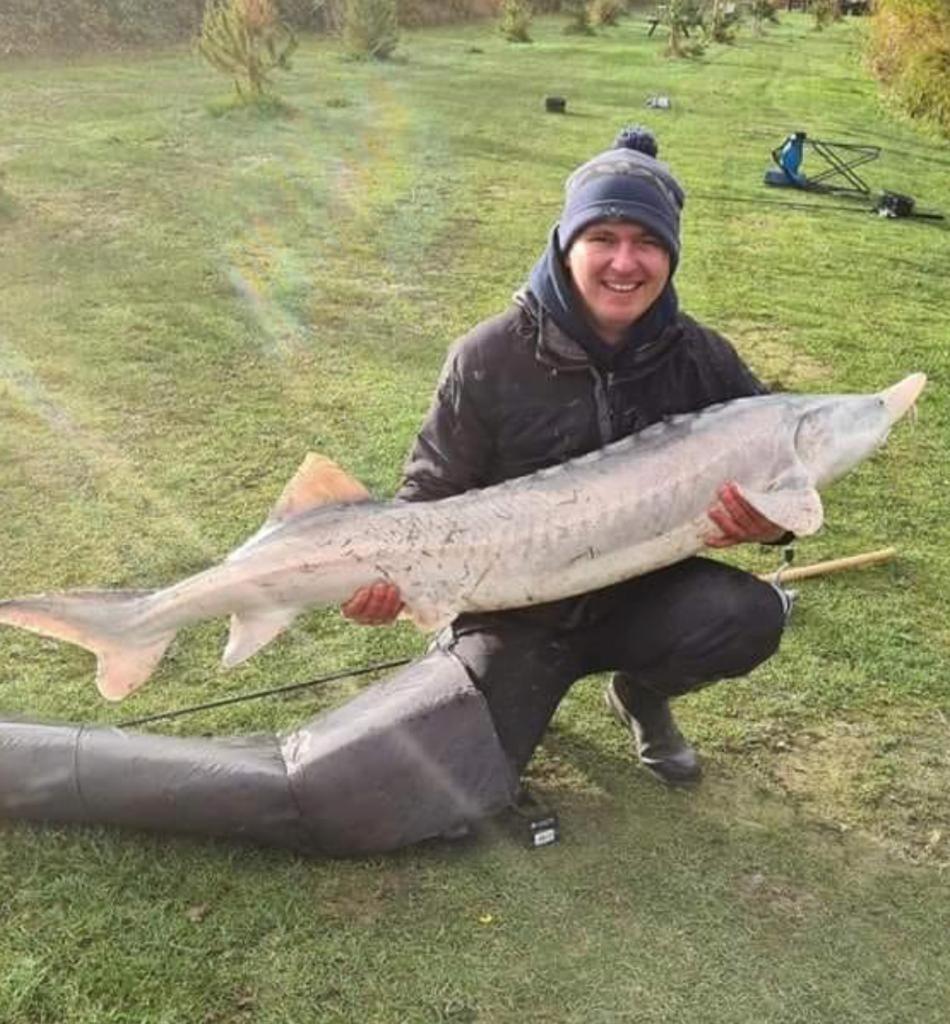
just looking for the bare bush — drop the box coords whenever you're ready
[499,0,533,42]
[589,0,624,27]
[562,0,594,34]
[198,0,296,99]
[343,0,399,58]
[867,0,950,136]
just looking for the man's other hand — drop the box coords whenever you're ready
[705,481,786,548]
[341,582,404,626]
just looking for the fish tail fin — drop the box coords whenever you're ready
[0,590,175,701]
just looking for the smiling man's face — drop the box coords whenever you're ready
[565,220,671,344]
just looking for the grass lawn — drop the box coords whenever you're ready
[1,11,949,1023]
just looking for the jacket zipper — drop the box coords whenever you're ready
[591,369,613,446]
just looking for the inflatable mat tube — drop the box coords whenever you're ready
[0,649,518,855]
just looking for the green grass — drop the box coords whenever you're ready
[1,13,949,1022]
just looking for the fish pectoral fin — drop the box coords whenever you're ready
[736,481,824,537]
[400,600,455,634]
[269,453,371,523]
[222,607,300,668]
[96,632,177,702]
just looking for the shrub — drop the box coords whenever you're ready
[310,0,345,32]
[0,0,206,56]
[706,0,741,43]
[812,0,841,30]
[499,0,533,42]
[343,0,399,58]
[0,0,499,56]
[867,0,950,136]
[750,0,780,34]
[397,0,497,26]
[562,0,594,34]
[589,0,624,27]
[663,0,706,56]
[198,0,297,99]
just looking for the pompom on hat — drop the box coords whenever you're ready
[557,127,686,271]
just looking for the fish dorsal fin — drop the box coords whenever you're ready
[268,453,370,525]
[226,454,371,563]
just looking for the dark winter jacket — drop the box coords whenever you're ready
[397,290,766,504]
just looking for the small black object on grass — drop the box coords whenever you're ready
[873,191,943,220]
[504,789,560,849]
[545,96,567,114]
[876,191,915,218]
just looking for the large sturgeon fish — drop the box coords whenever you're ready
[0,374,926,703]
[0,374,927,854]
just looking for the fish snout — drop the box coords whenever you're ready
[881,373,926,424]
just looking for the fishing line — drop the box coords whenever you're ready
[117,656,413,727]
[689,190,945,222]
[689,190,878,215]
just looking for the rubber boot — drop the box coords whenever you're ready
[604,672,702,786]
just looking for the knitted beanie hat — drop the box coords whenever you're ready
[557,127,686,270]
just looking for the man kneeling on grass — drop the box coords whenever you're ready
[343,128,790,786]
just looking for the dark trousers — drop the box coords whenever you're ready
[437,558,787,772]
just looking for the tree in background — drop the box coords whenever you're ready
[198,0,297,100]
[750,0,780,34]
[868,0,950,137]
[663,0,706,56]
[499,0,533,43]
[706,0,741,42]
[812,0,841,30]
[343,0,399,57]
[311,0,344,33]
